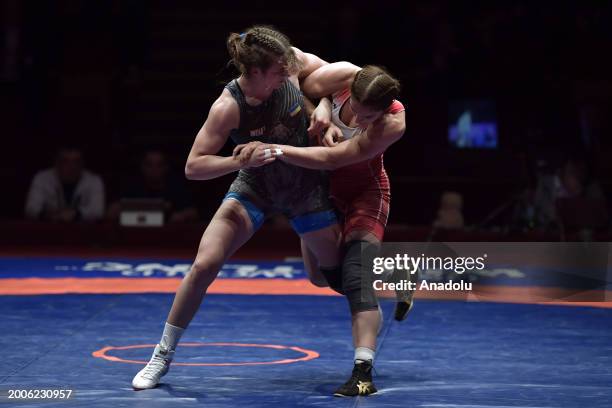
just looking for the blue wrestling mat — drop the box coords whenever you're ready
[1,257,612,407]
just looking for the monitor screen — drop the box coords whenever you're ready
[448,100,498,149]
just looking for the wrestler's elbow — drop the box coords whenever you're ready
[185,157,202,180]
[184,164,197,180]
[319,152,339,170]
[327,146,370,170]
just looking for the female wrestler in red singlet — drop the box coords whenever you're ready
[235,62,409,396]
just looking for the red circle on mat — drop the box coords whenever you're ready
[92,342,320,366]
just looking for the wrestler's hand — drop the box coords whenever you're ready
[237,142,282,168]
[321,122,344,147]
[233,141,261,165]
[308,103,331,139]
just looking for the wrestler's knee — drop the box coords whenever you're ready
[342,240,380,314]
[188,254,223,289]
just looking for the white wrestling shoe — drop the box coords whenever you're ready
[132,344,175,389]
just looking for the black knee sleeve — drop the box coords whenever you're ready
[320,266,344,294]
[342,240,380,314]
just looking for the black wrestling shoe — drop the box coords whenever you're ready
[393,268,417,321]
[394,296,414,321]
[333,361,377,397]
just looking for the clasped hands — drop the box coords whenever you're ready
[233,108,345,168]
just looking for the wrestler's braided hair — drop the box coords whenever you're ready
[351,65,401,111]
[227,25,301,75]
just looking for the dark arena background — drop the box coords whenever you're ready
[1,1,612,407]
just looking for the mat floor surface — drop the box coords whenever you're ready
[1,293,611,408]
